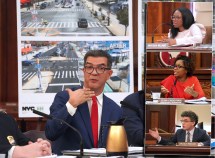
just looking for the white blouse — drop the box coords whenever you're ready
[174,23,203,45]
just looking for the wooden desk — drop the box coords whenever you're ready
[146,43,212,53]
[145,145,210,155]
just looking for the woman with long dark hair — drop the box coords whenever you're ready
[162,7,204,46]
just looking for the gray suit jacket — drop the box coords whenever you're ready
[159,128,210,146]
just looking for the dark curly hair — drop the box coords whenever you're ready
[170,7,195,38]
[84,50,112,68]
[174,55,194,77]
[181,110,198,126]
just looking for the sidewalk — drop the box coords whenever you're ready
[22,71,53,93]
[83,0,129,36]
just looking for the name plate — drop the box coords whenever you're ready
[159,98,185,104]
[147,43,168,48]
[177,142,198,146]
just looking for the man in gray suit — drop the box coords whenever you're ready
[149,110,210,146]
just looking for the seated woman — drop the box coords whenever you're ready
[161,55,205,99]
[161,7,205,46]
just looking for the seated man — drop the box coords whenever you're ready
[149,110,210,146]
[121,90,144,146]
[0,111,52,158]
[45,50,122,155]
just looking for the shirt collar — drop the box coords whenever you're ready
[187,127,195,135]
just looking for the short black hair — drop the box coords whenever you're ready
[170,7,195,38]
[174,55,194,77]
[84,50,112,68]
[181,110,198,126]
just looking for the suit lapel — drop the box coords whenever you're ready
[192,128,197,142]
[78,102,94,146]
[101,95,111,127]
[181,130,186,142]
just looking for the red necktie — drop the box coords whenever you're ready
[91,96,98,148]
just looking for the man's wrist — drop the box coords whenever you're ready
[157,136,161,142]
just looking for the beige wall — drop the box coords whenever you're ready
[194,2,213,26]
[176,105,211,132]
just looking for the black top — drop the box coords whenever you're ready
[0,112,30,154]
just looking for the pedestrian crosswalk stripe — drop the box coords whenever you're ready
[22,22,104,28]
[28,72,36,80]
[53,71,78,79]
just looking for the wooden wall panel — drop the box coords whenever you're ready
[146,2,192,43]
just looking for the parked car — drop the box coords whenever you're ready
[33,52,42,58]
[22,60,34,66]
[51,48,61,56]
[76,3,80,6]
[110,3,121,13]
[78,18,88,28]
[40,3,47,9]
[63,2,72,8]
[55,2,61,8]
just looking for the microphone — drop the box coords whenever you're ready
[120,101,143,121]
[32,109,83,157]
[151,23,172,43]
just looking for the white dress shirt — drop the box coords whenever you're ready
[175,23,203,45]
[66,93,103,137]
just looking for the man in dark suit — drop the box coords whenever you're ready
[149,110,210,146]
[121,90,144,146]
[0,111,51,157]
[45,50,122,155]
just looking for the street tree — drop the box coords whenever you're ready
[116,8,128,36]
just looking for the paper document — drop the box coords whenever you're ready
[184,97,209,104]
[170,44,193,47]
[62,147,144,156]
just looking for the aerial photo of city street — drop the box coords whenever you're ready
[21,40,131,93]
[20,0,129,36]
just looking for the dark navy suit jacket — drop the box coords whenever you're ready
[45,89,122,155]
[0,112,29,154]
[159,128,210,146]
[121,90,144,146]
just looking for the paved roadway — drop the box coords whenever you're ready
[21,0,111,36]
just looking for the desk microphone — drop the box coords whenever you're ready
[32,109,83,157]
[151,23,172,43]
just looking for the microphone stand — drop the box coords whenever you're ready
[53,117,83,157]
[32,109,83,157]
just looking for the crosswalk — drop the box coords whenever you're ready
[30,57,79,61]
[22,21,104,29]
[22,8,87,13]
[22,70,79,81]
[53,70,78,79]
[22,72,37,81]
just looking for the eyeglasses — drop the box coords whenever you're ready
[173,65,185,69]
[180,120,193,123]
[84,65,111,74]
[171,16,182,20]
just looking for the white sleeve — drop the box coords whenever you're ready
[66,101,77,116]
[8,146,15,158]
[176,24,203,45]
